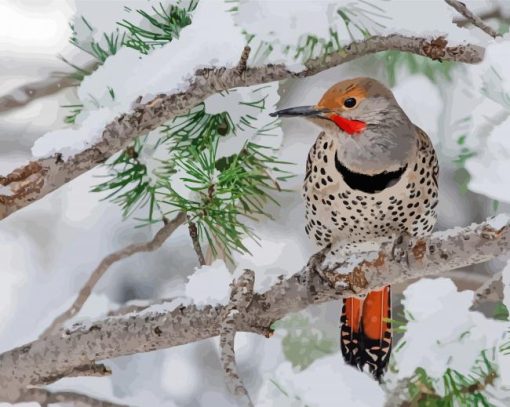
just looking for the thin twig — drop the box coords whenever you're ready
[445,0,500,38]
[17,388,129,407]
[0,35,484,222]
[219,270,255,406]
[187,216,206,266]
[40,212,186,337]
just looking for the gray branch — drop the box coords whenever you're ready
[0,34,484,221]
[0,216,507,402]
[445,0,500,38]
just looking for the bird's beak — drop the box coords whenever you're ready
[269,106,328,118]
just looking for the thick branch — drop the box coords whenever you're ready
[40,212,186,337]
[0,216,506,401]
[0,34,484,221]
[445,0,500,38]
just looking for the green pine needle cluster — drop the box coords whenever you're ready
[120,0,198,54]
[93,140,157,220]
[95,101,290,257]
[406,352,497,407]
[70,1,196,63]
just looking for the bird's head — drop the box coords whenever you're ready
[271,77,417,174]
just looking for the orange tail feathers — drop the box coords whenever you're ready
[340,285,392,381]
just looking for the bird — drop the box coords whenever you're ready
[270,77,439,381]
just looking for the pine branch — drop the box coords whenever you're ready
[445,0,500,38]
[0,34,484,221]
[40,212,186,338]
[0,216,507,401]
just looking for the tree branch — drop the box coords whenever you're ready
[16,388,128,407]
[219,270,255,406]
[445,0,500,38]
[40,212,186,338]
[0,216,507,401]
[0,34,484,221]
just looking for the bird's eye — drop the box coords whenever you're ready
[343,98,356,108]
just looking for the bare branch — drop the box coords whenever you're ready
[219,270,255,406]
[187,216,206,266]
[0,216,507,401]
[16,388,128,407]
[40,212,186,338]
[0,35,484,221]
[445,0,500,38]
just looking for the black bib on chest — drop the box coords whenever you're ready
[334,155,407,194]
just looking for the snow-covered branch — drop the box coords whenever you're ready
[0,34,484,221]
[0,215,507,402]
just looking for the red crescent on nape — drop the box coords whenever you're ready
[330,114,366,135]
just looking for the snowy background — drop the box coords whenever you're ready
[1,0,510,405]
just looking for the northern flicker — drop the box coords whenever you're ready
[271,77,439,380]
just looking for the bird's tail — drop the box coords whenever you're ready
[340,285,392,381]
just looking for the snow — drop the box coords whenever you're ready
[393,75,443,145]
[393,278,507,391]
[184,260,232,306]
[32,0,245,160]
[72,0,180,52]
[256,355,385,406]
[136,129,170,185]
[380,0,488,44]
[487,213,510,230]
[503,260,510,314]
[204,82,283,159]
[465,116,510,202]
[234,0,388,68]
[459,37,510,202]
[32,108,115,159]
